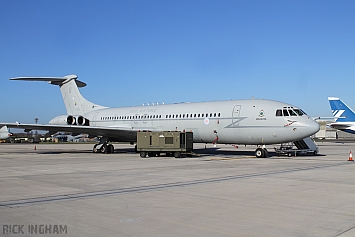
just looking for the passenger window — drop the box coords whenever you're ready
[283,109,289,116]
[276,110,282,116]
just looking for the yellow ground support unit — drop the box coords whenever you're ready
[137,131,193,158]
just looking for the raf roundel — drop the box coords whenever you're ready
[204,117,209,125]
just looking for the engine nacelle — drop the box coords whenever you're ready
[67,115,76,125]
[49,115,90,126]
[49,115,69,125]
[77,116,90,126]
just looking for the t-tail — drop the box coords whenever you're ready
[10,74,108,115]
[328,97,355,122]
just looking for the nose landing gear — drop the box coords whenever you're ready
[92,137,115,154]
[255,147,268,158]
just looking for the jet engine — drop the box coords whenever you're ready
[77,116,90,126]
[49,115,90,126]
[67,115,76,125]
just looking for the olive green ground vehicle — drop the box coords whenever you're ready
[137,131,193,158]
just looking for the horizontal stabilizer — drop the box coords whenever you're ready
[10,74,86,88]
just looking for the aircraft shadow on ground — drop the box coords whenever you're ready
[38,147,324,159]
[193,148,256,157]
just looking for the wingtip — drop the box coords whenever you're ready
[328,97,340,101]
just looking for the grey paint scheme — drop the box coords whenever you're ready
[2,75,319,145]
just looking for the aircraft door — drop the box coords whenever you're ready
[232,105,241,126]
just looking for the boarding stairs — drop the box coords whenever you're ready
[275,137,318,157]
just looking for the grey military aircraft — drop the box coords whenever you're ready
[1,75,319,157]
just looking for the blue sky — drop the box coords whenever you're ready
[1,0,355,123]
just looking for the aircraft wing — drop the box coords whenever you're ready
[0,123,140,141]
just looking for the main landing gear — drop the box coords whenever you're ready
[255,147,268,158]
[93,137,115,154]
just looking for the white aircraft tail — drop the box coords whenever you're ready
[0,126,8,132]
[10,75,108,115]
[0,126,10,139]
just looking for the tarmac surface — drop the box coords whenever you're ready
[0,142,355,237]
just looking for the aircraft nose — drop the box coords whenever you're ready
[307,118,320,136]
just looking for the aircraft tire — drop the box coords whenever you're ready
[255,148,264,158]
[140,152,147,158]
[263,148,268,158]
[107,144,114,154]
[100,144,107,154]
[93,144,99,153]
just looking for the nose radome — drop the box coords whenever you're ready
[307,119,320,136]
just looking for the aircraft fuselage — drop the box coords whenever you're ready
[64,99,319,145]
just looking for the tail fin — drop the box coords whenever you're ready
[10,74,108,115]
[328,97,355,122]
[0,126,8,132]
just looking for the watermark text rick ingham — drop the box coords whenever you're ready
[3,224,67,235]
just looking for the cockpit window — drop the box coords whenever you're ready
[294,109,306,116]
[282,109,289,116]
[288,109,297,116]
[276,109,282,116]
[276,107,307,117]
